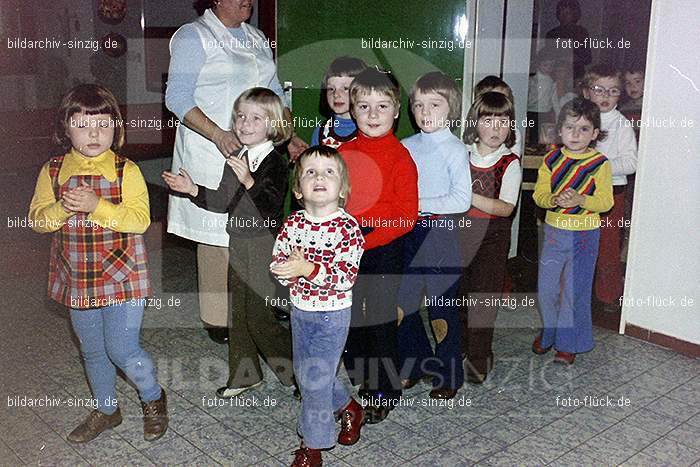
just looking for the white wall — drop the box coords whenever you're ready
[621,0,700,344]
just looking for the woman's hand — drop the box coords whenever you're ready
[287,134,309,162]
[62,183,100,213]
[162,168,198,197]
[212,128,241,158]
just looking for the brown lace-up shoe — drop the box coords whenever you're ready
[67,408,122,443]
[290,442,322,467]
[141,389,168,441]
[337,398,364,445]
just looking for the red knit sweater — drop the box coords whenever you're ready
[340,131,419,250]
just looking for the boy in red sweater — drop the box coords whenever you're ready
[339,68,419,424]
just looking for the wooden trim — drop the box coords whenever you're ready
[257,0,277,58]
[625,324,700,358]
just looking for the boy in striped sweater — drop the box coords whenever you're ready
[532,98,613,365]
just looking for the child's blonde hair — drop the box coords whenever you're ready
[409,71,462,124]
[292,145,350,207]
[350,67,401,109]
[464,92,516,147]
[233,87,293,145]
[54,84,125,151]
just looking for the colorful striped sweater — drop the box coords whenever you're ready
[533,147,613,231]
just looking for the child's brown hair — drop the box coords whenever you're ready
[464,91,516,147]
[556,97,607,143]
[409,71,462,124]
[292,145,350,207]
[233,87,293,145]
[473,75,515,104]
[54,84,125,151]
[581,64,622,91]
[350,67,401,109]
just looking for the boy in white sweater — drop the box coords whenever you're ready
[582,64,637,308]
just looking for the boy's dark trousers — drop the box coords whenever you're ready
[458,216,512,377]
[343,238,404,401]
[226,235,295,388]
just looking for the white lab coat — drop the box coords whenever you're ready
[167,9,279,246]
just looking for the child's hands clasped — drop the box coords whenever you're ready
[62,183,100,213]
[270,247,315,280]
[226,154,254,189]
[161,168,198,197]
[554,188,585,208]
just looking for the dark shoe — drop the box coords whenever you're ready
[532,335,552,355]
[142,389,168,441]
[206,326,228,344]
[67,408,122,443]
[363,404,393,425]
[216,381,263,398]
[554,351,576,365]
[291,442,322,467]
[273,307,291,321]
[429,388,458,400]
[337,398,364,445]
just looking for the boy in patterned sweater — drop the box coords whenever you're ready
[532,98,613,365]
[271,146,365,467]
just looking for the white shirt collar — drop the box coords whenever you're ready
[243,141,274,173]
[468,143,512,167]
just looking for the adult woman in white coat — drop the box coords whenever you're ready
[165,0,306,343]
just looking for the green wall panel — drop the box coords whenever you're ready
[276,1,468,141]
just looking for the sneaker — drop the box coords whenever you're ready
[67,408,122,443]
[554,351,576,365]
[216,381,263,398]
[142,389,168,441]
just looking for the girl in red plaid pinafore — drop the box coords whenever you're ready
[29,84,167,444]
[47,154,151,307]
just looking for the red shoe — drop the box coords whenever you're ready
[337,398,364,445]
[291,442,322,467]
[554,351,576,365]
[532,335,552,355]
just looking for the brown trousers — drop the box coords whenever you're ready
[226,235,294,388]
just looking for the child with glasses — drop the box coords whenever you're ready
[581,65,637,311]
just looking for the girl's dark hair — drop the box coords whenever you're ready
[556,97,607,143]
[54,84,124,151]
[474,75,515,103]
[323,57,368,88]
[464,91,516,147]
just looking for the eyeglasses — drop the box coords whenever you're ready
[589,85,621,97]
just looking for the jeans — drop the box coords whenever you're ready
[538,225,600,353]
[70,301,161,414]
[292,306,351,449]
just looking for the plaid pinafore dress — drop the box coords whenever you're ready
[47,154,151,309]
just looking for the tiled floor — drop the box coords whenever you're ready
[2,168,700,466]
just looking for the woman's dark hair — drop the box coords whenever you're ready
[193,0,216,16]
